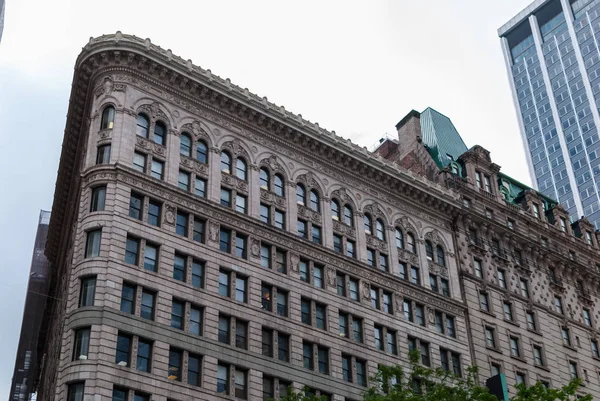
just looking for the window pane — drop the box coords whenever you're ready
[79,277,96,307]
[150,160,164,180]
[133,152,146,172]
[197,141,208,163]
[180,134,191,156]
[90,186,106,212]
[85,230,101,258]
[195,178,206,197]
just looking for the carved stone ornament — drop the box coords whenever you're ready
[362,281,371,300]
[251,238,261,257]
[440,266,448,278]
[180,121,210,143]
[363,202,385,219]
[366,234,387,252]
[290,252,300,273]
[332,220,355,238]
[427,307,436,324]
[326,266,336,288]
[297,205,321,224]
[139,101,169,123]
[221,173,248,192]
[180,156,208,177]
[297,172,320,189]
[98,129,112,140]
[260,155,284,174]
[208,221,219,243]
[164,204,176,225]
[153,143,166,156]
[223,139,249,158]
[331,187,353,205]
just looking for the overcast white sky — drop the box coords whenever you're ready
[0,0,533,398]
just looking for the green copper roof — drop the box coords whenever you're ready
[420,107,468,169]
[418,107,559,209]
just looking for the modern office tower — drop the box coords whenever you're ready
[498,0,600,229]
[28,33,600,401]
[9,210,52,401]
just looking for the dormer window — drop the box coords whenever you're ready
[559,217,567,233]
[585,231,593,245]
[475,172,483,189]
[532,203,540,219]
[484,175,492,193]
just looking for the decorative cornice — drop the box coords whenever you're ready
[46,32,463,263]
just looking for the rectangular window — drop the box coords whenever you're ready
[125,236,139,265]
[447,316,456,338]
[191,260,204,288]
[85,230,101,258]
[555,296,564,314]
[129,193,143,220]
[218,270,230,297]
[235,321,248,350]
[260,204,270,224]
[383,291,392,314]
[277,290,288,317]
[485,327,496,348]
[303,342,314,369]
[143,243,157,272]
[379,254,388,272]
[219,228,231,253]
[171,299,184,329]
[520,279,529,298]
[420,342,430,366]
[234,370,247,399]
[336,274,345,296]
[120,283,136,314]
[261,329,273,357]
[352,318,363,343]
[480,292,489,311]
[342,355,352,383]
[147,200,161,226]
[403,299,413,322]
[176,212,188,237]
[90,186,106,212]
[312,225,322,244]
[410,266,420,285]
[79,276,96,307]
[133,152,146,172]
[399,262,407,280]
[195,178,206,197]
[346,240,355,258]
[339,313,349,337]
[218,315,230,344]
[562,327,571,346]
[510,336,520,357]
[96,144,111,164]
[67,383,84,401]
[371,288,379,309]
[313,265,323,288]
[583,308,592,327]
[503,302,513,321]
[178,170,190,191]
[217,364,229,394]
[317,346,329,374]
[73,327,90,361]
[112,388,127,401]
[474,259,483,278]
[220,188,232,207]
[498,269,506,288]
[349,278,359,301]
[435,311,444,334]
[274,210,285,229]
[441,279,450,297]
[315,303,326,329]
[387,330,397,354]
[235,276,247,303]
[150,159,164,180]
[366,249,375,267]
[415,304,425,326]
[190,306,202,335]
[235,194,247,214]
[275,249,286,273]
[533,345,544,366]
[278,332,290,362]
[168,348,182,381]
[356,360,367,387]
[140,290,155,320]
[333,234,342,254]
[173,254,186,281]
[526,311,537,331]
[192,218,205,243]
[297,220,307,238]
[592,340,600,358]
[429,274,439,292]
[301,299,311,325]
[374,325,383,351]
[187,354,201,386]
[235,234,247,258]
[136,338,151,372]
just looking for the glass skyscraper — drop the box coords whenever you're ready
[499,0,600,229]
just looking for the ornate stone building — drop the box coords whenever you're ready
[32,32,599,401]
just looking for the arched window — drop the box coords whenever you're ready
[407,233,416,254]
[259,168,270,190]
[364,214,373,235]
[437,246,446,267]
[343,205,353,226]
[236,158,248,181]
[197,141,208,164]
[154,121,166,145]
[101,106,115,130]
[331,200,341,220]
[136,113,150,138]
[180,133,192,157]
[274,174,284,197]
[376,219,385,241]
[309,190,320,212]
[395,228,404,249]
[221,151,232,173]
[425,241,434,260]
[296,184,306,205]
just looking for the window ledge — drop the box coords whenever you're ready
[486,346,503,355]
[527,328,543,336]
[563,344,578,352]
[480,310,496,318]
[510,355,526,363]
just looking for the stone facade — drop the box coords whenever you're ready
[35,32,600,401]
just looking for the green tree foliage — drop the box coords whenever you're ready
[278,351,592,401]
